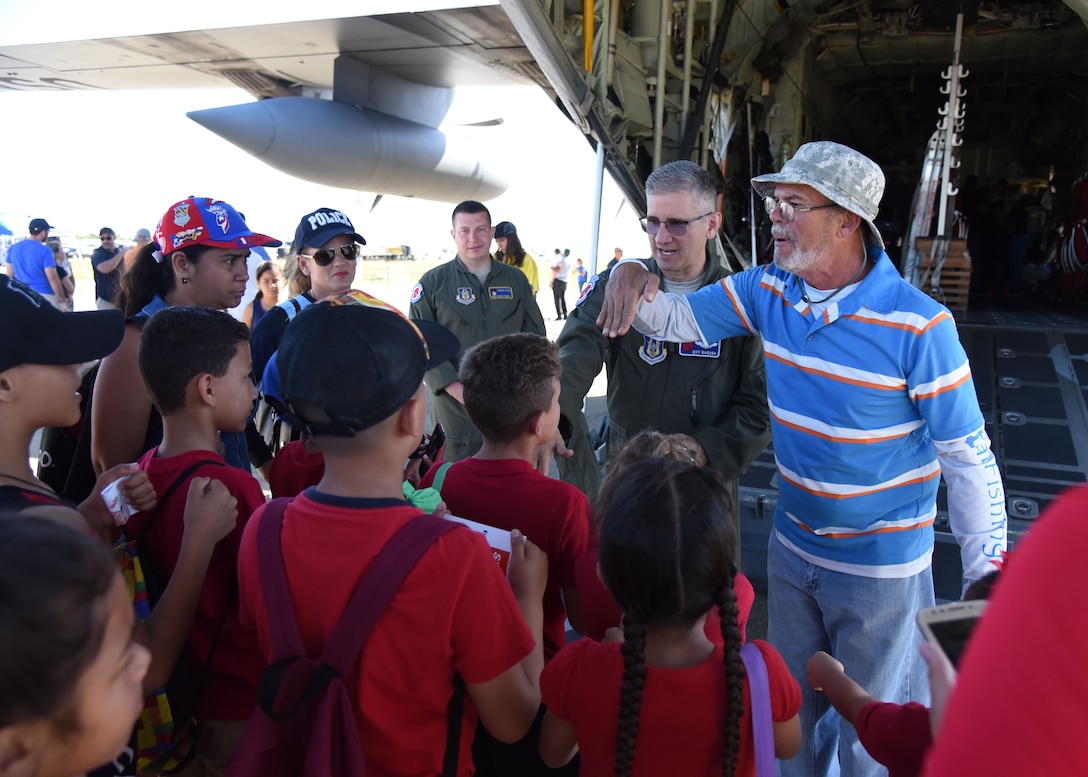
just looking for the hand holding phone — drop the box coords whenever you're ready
[916,600,988,668]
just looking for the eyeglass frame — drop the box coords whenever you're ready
[639,211,715,236]
[763,196,839,222]
[299,242,361,267]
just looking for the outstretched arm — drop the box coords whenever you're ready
[806,650,878,727]
[596,260,659,337]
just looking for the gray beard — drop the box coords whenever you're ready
[773,241,821,275]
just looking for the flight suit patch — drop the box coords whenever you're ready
[639,336,667,365]
[456,287,476,305]
[679,341,721,358]
[576,275,599,305]
[488,286,513,299]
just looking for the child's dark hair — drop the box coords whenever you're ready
[0,515,117,733]
[253,260,279,301]
[459,333,559,443]
[119,242,213,317]
[597,459,743,777]
[964,568,1002,601]
[138,306,251,415]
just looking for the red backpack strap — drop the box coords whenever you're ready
[319,514,457,675]
[256,498,306,660]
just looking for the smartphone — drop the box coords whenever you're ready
[916,600,988,668]
[421,423,445,462]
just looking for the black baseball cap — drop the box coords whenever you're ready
[28,218,54,235]
[0,277,124,373]
[277,290,459,437]
[99,228,115,238]
[494,221,517,239]
[293,208,366,252]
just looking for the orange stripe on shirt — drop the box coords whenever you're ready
[913,371,971,400]
[764,351,906,391]
[781,469,941,499]
[720,279,756,335]
[773,415,911,444]
[792,515,936,539]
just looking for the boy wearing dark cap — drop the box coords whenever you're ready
[0,276,240,703]
[236,291,548,776]
[0,274,144,526]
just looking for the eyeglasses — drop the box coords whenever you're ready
[301,243,360,266]
[764,197,838,222]
[639,212,714,236]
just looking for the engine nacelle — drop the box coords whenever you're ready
[188,97,508,202]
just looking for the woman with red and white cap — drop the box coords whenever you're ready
[91,197,281,476]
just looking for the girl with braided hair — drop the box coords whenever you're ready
[538,459,801,776]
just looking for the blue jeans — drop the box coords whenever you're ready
[768,532,934,777]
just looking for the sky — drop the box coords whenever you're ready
[0,83,648,265]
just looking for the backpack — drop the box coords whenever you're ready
[226,499,466,777]
[37,317,159,504]
[114,459,230,775]
[254,296,312,455]
[36,361,101,503]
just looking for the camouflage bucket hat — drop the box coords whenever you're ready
[751,141,886,249]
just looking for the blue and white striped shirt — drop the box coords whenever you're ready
[631,250,1006,580]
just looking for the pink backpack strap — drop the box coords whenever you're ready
[256,498,306,660]
[256,498,458,673]
[319,513,457,674]
[740,642,774,777]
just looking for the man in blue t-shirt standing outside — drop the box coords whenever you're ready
[5,218,68,310]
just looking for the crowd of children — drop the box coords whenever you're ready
[2,194,1083,777]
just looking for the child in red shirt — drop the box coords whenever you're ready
[806,569,1001,777]
[127,306,266,772]
[235,291,548,776]
[540,459,801,777]
[421,332,590,658]
[0,275,237,709]
[571,430,756,645]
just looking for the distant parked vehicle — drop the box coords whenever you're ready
[359,244,413,260]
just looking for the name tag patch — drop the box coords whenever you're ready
[679,341,721,358]
[488,286,513,300]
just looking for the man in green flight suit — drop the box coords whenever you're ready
[557,161,771,509]
[410,200,545,461]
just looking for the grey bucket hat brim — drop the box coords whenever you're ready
[752,141,886,250]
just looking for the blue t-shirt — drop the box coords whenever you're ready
[6,239,55,295]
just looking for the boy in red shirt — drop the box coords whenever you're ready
[127,306,267,774]
[422,332,590,659]
[235,291,547,776]
[421,332,590,777]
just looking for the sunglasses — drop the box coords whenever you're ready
[639,212,714,236]
[301,243,360,267]
[100,234,114,240]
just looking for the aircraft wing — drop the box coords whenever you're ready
[0,3,562,202]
